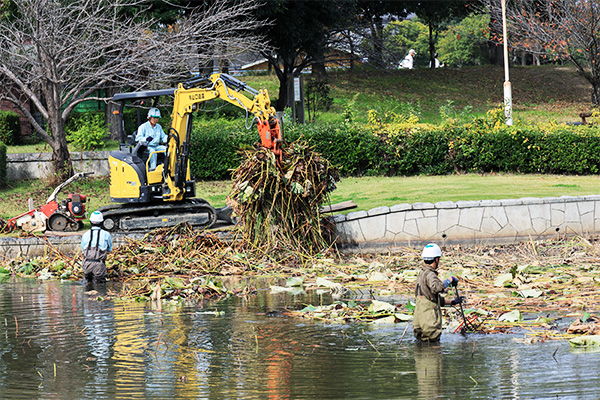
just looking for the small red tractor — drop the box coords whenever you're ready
[1,172,93,233]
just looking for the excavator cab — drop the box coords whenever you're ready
[109,88,178,203]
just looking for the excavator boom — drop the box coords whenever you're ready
[163,73,283,202]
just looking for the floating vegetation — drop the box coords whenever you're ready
[4,225,600,343]
[229,141,340,257]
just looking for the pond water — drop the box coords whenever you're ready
[1,277,600,399]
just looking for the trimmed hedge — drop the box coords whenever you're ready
[0,141,6,188]
[189,119,257,180]
[285,123,385,176]
[187,118,600,180]
[0,111,21,145]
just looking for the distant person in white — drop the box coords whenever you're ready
[399,49,416,69]
[429,52,444,68]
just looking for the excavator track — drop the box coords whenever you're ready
[97,199,229,232]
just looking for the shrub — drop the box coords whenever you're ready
[189,119,257,180]
[305,78,334,123]
[285,122,384,176]
[66,113,107,150]
[0,111,21,145]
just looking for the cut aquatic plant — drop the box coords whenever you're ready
[229,141,340,258]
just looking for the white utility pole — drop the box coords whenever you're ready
[502,0,513,125]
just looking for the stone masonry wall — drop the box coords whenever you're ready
[7,151,109,181]
[0,233,141,260]
[334,195,600,252]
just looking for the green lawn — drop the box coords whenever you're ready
[326,174,600,212]
[179,174,600,213]
[1,174,599,225]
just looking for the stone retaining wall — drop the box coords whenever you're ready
[0,233,140,260]
[7,151,109,180]
[333,195,600,252]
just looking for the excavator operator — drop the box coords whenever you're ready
[135,107,167,171]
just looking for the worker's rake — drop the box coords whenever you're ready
[452,285,486,334]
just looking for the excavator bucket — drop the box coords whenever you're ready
[257,119,283,160]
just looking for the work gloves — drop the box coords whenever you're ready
[146,136,153,143]
[443,276,459,289]
[450,296,464,306]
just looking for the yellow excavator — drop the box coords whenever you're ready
[98,73,283,231]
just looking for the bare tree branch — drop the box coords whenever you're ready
[482,0,600,105]
[0,0,266,180]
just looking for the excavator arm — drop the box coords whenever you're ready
[162,73,283,202]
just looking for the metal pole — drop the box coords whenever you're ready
[502,0,513,126]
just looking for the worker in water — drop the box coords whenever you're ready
[413,243,462,342]
[81,211,113,283]
[135,107,167,171]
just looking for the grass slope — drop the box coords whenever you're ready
[244,64,591,124]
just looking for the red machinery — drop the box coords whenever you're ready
[1,172,92,233]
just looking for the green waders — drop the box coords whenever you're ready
[413,295,442,342]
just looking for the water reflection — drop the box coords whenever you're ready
[2,277,600,399]
[414,343,442,399]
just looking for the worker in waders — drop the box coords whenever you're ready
[81,211,113,283]
[413,243,462,342]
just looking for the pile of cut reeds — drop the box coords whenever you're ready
[228,141,340,258]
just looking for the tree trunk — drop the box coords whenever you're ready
[592,83,600,107]
[369,15,385,69]
[51,140,74,184]
[428,23,435,69]
[47,110,74,183]
[312,44,327,79]
[347,30,356,70]
[277,72,290,111]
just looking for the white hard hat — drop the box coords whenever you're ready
[147,107,161,119]
[421,243,442,260]
[90,211,104,224]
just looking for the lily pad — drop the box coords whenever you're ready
[270,285,295,294]
[498,310,522,322]
[286,276,304,287]
[494,273,514,287]
[37,268,53,281]
[368,271,389,282]
[165,276,185,289]
[394,313,413,321]
[369,300,395,313]
[569,335,600,347]
[371,315,396,324]
[316,277,343,293]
